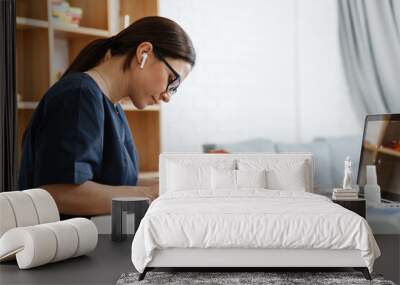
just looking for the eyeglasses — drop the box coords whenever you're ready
[154,51,181,96]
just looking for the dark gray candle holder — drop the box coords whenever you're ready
[111,197,150,242]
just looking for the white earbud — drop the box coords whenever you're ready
[140,53,148,69]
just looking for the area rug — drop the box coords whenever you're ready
[116,271,396,285]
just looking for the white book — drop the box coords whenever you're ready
[332,196,360,200]
[332,192,358,195]
[332,192,358,196]
[332,194,359,200]
[333,193,359,197]
[333,188,359,194]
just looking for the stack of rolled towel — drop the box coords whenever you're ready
[0,189,98,269]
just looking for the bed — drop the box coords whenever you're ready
[131,153,380,280]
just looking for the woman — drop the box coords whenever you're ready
[18,16,196,218]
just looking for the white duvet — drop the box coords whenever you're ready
[131,190,380,273]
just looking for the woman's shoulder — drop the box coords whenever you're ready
[49,72,101,96]
[44,72,104,107]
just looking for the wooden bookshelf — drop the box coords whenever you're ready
[17,0,48,21]
[16,28,50,102]
[16,0,160,173]
[53,24,110,38]
[16,17,49,29]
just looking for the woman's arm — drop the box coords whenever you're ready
[136,176,159,187]
[41,181,158,216]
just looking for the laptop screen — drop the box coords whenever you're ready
[357,114,400,202]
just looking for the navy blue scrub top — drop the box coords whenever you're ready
[18,72,139,190]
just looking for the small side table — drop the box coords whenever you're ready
[332,198,366,218]
[111,197,150,242]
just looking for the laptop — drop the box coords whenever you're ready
[357,114,400,207]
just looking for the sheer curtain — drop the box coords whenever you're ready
[0,0,17,192]
[338,0,400,121]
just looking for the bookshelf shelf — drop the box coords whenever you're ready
[16,17,49,29]
[138,171,159,179]
[17,101,39,110]
[53,24,110,39]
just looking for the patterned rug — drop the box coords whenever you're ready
[116,271,396,285]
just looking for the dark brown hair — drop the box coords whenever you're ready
[63,16,196,76]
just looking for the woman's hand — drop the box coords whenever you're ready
[141,183,159,201]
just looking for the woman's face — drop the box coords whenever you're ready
[126,50,192,110]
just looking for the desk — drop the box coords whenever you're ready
[0,235,133,285]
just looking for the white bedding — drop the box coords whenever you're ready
[131,190,380,273]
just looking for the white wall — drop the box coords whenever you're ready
[159,0,362,152]
[53,38,69,79]
[296,0,360,141]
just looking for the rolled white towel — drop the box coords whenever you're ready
[65,218,98,257]
[1,191,39,227]
[0,219,98,269]
[0,226,57,268]
[42,221,79,262]
[24,189,59,224]
[0,189,59,239]
[0,196,17,237]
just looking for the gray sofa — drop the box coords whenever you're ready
[203,135,363,194]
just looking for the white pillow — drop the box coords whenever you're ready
[238,159,309,191]
[236,169,268,188]
[267,163,306,191]
[167,162,212,191]
[211,168,236,190]
[211,169,268,190]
